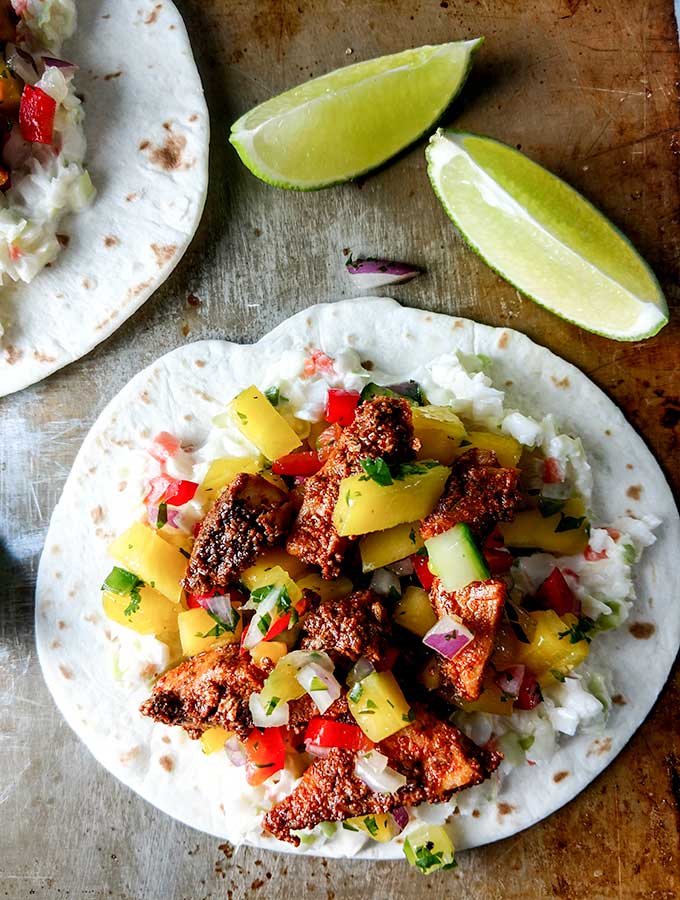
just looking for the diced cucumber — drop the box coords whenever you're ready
[425,523,489,592]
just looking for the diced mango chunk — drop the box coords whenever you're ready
[230,386,302,460]
[250,547,310,581]
[102,587,179,645]
[109,521,187,603]
[413,406,468,465]
[348,670,412,742]
[333,463,450,537]
[240,563,302,606]
[250,640,289,668]
[197,456,262,505]
[344,814,396,842]
[200,726,232,754]
[514,610,590,677]
[456,431,522,467]
[499,498,589,555]
[393,586,437,637]
[178,606,242,657]
[359,521,423,572]
[457,679,515,716]
[296,573,353,602]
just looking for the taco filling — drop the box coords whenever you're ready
[0,0,92,289]
[99,346,658,872]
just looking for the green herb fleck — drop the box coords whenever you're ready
[363,816,379,837]
[342,821,359,832]
[155,501,168,530]
[518,735,535,752]
[402,708,415,723]
[537,496,566,518]
[550,669,566,683]
[623,543,636,564]
[359,456,393,486]
[265,697,280,715]
[124,583,143,617]
[387,586,401,603]
[264,386,283,406]
[555,513,587,533]
[558,616,595,644]
[348,682,363,703]
[365,699,377,710]
[236,411,248,424]
[257,613,272,636]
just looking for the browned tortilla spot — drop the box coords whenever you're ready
[551,376,570,389]
[57,620,67,630]
[151,243,177,268]
[161,735,171,744]
[140,391,151,404]
[159,754,174,772]
[139,140,150,151]
[149,132,187,171]
[553,771,570,783]
[104,71,122,81]
[629,622,655,640]
[497,802,516,815]
[587,737,612,757]
[612,694,627,706]
[59,665,73,680]
[126,193,138,202]
[50,640,61,650]
[453,320,463,329]
[90,506,104,524]
[189,113,198,122]
[626,484,642,500]
[194,359,206,368]
[120,747,140,765]
[498,332,509,349]
[471,809,480,818]
[104,236,119,248]
[145,4,162,25]
[118,481,127,492]
[95,309,119,331]
[33,351,56,363]
[4,345,23,365]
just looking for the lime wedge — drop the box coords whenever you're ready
[230,40,483,190]
[426,129,668,341]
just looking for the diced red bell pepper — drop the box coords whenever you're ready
[584,545,608,561]
[484,547,513,574]
[324,389,360,427]
[515,670,543,710]
[262,593,310,641]
[271,450,323,478]
[375,646,400,673]
[411,553,434,592]
[485,527,505,550]
[144,474,199,507]
[534,567,580,617]
[148,431,180,463]
[19,85,56,144]
[186,590,213,610]
[542,457,563,484]
[305,717,372,752]
[303,350,335,377]
[245,727,286,786]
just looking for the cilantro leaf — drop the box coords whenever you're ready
[558,616,595,644]
[555,513,587,533]
[537,496,566,518]
[359,457,393,486]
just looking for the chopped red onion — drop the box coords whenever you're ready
[249,692,290,727]
[369,568,401,598]
[40,56,78,76]
[346,656,375,688]
[354,751,407,793]
[345,256,422,289]
[6,44,38,85]
[224,735,246,767]
[296,663,341,714]
[422,615,474,660]
[387,557,414,577]
[202,593,238,631]
[493,664,525,698]
[392,806,409,832]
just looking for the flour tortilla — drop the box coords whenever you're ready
[35,298,680,858]
[0,0,209,397]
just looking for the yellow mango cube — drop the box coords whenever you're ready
[333,463,450,537]
[499,498,589,555]
[197,456,261,506]
[456,431,522,467]
[296,573,353,602]
[392,586,437,637]
[250,640,289,668]
[348,671,412,742]
[200,726,232,754]
[240,563,302,606]
[515,610,590,677]
[230,386,302,460]
[343,814,396,842]
[359,521,424,572]
[412,405,468,465]
[178,606,242,657]
[102,587,179,645]
[109,521,187,603]
[250,547,310,581]
[457,681,515,716]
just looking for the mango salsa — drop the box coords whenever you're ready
[359,521,423,572]
[499,498,589,555]
[230,386,302,460]
[412,406,468,465]
[178,606,242,657]
[200,726,232,754]
[109,521,187,603]
[348,670,412,742]
[393,586,437,637]
[404,824,456,874]
[455,431,522,467]
[296,573,353,602]
[515,610,590,677]
[333,462,450,537]
[102,586,179,645]
[240,563,302,606]
[344,814,396,842]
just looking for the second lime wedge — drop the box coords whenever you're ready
[426,129,668,341]
[230,40,483,190]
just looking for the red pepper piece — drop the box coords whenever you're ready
[483,547,513,574]
[305,717,373,752]
[245,727,286,786]
[533,567,580,617]
[144,474,199,506]
[19,85,56,144]
[272,450,323,477]
[411,553,434,592]
[515,670,542,710]
[148,431,180,463]
[542,457,563,484]
[584,545,607,561]
[324,389,361,427]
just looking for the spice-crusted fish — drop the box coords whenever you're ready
[299,590,392,666]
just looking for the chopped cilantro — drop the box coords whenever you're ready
[415,546,428,557]
[413,842,445,873]
[101,567,145,618]
[363,816,379,837]
[518,735,535,752]
[402,708,415,723]
[201,609,239,638]
[236,411,248,424]
[264,386,285,406]
[550,669,566,683]
[155,501,168,529]
[365,699,378,710]
[265,697,280,715]
[124,584,143,617]
[537,496,566,518]
[558,616,595,644]
[555,513,587,533]
[359,456,393,486]
[623,543,636,564]
[342,821,359,832]
[409,528,416,544]
[387,586,401,603]
[348,682,363,703]
[257,613,272,636]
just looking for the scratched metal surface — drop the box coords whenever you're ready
[1,1,679,898]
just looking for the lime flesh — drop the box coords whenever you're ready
[230,40,483,190]
[426,130,668,341]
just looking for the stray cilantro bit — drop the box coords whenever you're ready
[387,586,401,603]
[342,821,359,832]
[402,708,415,723]
[537,496,566,518]
[359,456,393,486]
[348,682,363,703]
[236,411,248,424]
[155,501,168,530]
[365,699,378,710]
[409,528,416,544]
[265,697,280,715]
[555,513,587,533]
[101,566,145,618]
[550,669,566,683]
[363,816,379,837]
[504,603,531,644]
[124,584,143,617]
[257,613,272,636]
[265,386,288,407]
[518,734,535,752]
[414,843,445,873]
[558,616,595,644]
[623,543,636,564]
[201,609,239,639]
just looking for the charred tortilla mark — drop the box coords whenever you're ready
[553,771,570,783]
[59,664,73,680]
[145,4,162,25]
[147,131,187,171]
[95,309,120,331]
[471,808,480,818]
[125,280,152,302]
[119,747,140,765]
[194,359,206,368]
[104,236,119,248]
[626,484,642,500]
[126,193,138,202]
[90,506,104,524]
[497,802,515,815]
[140,391,151,404]
[159,755,174,772]
[497,332,509,349]
[33,351,56,363]
[161,735,171,745]
[151,243,177,268]
[551,376,570,389]
[57,620,67,630]
[50,640,61,650]
[104,71,122,81]
[612,694,627,705]
[587,737,612,757]
[4,345,23,365]
[628,622,655,639]
[139,140,150,151]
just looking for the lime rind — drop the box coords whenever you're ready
[426,129,668,342]
[230,39,483,191]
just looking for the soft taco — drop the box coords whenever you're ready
[36,298,679,870]
[0,0,208,396]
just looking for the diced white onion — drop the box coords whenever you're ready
[370,568,401,597]
[296,663,341,714]
[248,692,290,727]
[354,751,407,793]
